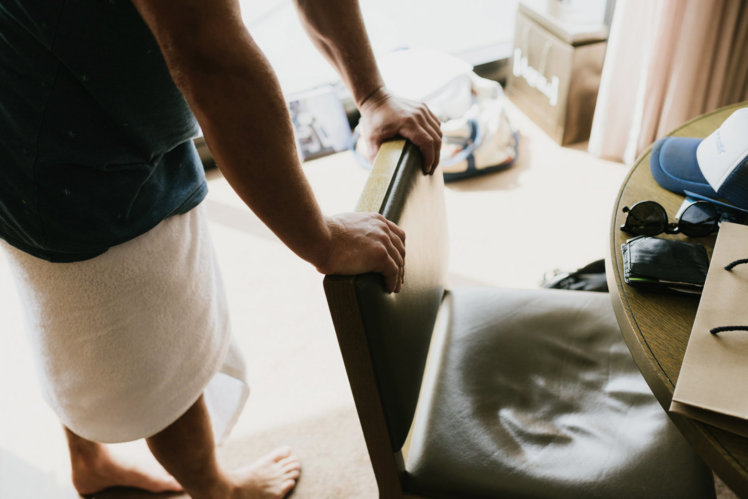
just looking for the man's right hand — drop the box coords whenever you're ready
[357,88,442,175]
[316,213,405,293]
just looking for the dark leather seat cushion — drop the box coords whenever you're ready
[404,287,714,499]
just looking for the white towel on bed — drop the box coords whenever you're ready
[3,204,248,444]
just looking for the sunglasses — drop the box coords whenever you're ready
[620,200,721,237]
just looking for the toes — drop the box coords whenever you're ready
[270,446,293,462]
[278,454,301,483]
[279,455,300,468]
[281,460,300,474]
[283,467,300,480]
[231,448,301,499]
[281,478,297,496]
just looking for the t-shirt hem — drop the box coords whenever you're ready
[0,179,208,263]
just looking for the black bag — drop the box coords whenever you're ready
[542,259,608,292]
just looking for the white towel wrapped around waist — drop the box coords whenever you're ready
[3,204,248,443]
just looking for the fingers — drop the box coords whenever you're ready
[382,255,401,293]
[397,105,442,175]
[372,215,405,293]
[424,107,443,171]
[423,105,441,131]
[372,216,406,293]
[321,213,406,293]
[400,127,440,174]
[385,218,406,251]
[382,218,405,292]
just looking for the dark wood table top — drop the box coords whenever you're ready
[607,101,748,496]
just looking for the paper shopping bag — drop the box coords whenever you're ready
[671,222,748,436]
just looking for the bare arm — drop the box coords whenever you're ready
[130,0,405,291]
[294,0,442,172]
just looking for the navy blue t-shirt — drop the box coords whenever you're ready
[0,0,207,262]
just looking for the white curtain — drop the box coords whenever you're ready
[588,0,748,164]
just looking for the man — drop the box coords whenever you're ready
[0,0,440,497]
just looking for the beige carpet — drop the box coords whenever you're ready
[0,100,735,498]
[81,406,376,499]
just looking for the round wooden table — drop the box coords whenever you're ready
[607,101,748,496]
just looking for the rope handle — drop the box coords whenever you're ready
[725,258,748,271]
[708,259,748,334]
[711,325,748,335]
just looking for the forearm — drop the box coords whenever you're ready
[134,1,332,267]
[294,0,442,171]
[188,51,332,267]
[294,0,384,107]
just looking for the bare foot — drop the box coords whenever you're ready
[70,444,183,496]
[228,446,301,499]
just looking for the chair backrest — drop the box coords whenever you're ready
[323,140,448,495]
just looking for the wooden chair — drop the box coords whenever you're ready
[323,140,715,499]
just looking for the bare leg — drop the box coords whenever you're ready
[65,427,182,496]
[146,395,300,499]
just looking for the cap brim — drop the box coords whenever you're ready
[684,190,748,215]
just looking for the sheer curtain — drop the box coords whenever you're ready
[588,0,748,164]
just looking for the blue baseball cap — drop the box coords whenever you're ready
[650,108,748,210]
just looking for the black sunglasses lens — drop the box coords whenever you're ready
[625,202,667,235]
[679,202,718,236]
